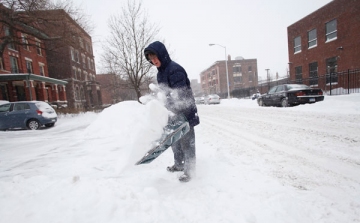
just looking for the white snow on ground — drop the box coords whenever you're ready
[0,94,360,223]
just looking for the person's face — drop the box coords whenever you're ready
[148,54,161,68]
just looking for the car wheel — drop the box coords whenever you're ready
[45,123,55,127]
[281,98,288,107]
[27,119,40,130]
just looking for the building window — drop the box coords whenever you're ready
[249,74,253,82]
[91,59,95,70]
[84,71,88,81]
[326,57,338,84]
[70,47,75,61]
[81,54,86,69]
[77,69,82,80]
[5,26,15,50]
[295,66,302,83]
[5,26,16,50]
[248,66,252,72]
[294,36,301,53]
[75,85,80,100]
[39,63,45,76]
[86,42,90,52]
[26,59,33,73]
[87,57,91,70]
[309,62,318,86]
[80,87,85,100]
[10,56,19,73]
[4,26,10,36]
[79,37,84,48]
[73,67,77,79]
[232,65,242,73]
[36,40,42,55]
[21,34,29,50]
[326,19,337,42]
[233,73,242,83]
[308,29,317,48]
[75,50,80,63]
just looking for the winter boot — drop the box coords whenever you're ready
[179,173,191,182]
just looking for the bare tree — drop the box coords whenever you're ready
[0,0,93,57]
[101,0,159,103]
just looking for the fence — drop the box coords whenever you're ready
[230,68,360,99]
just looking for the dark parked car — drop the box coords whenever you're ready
[0,101,57,130]
[257,84,324,107]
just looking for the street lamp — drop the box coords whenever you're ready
[209,43,230,99]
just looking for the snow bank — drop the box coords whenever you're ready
[83,98,169,171]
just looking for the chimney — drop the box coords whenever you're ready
[228,55,231,61]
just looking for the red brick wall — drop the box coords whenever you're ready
[287,0,360,79]
[200,58,258,95]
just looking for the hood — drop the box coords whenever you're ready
[144,41,171,70]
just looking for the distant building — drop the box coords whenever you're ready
[34,9,101,109]
[96,74,131,105]
[200,55,258,97]
[96,74,153,104]
[287,0,360,85]
[0,4,67,102]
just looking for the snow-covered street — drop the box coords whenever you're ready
[1,94,360,223]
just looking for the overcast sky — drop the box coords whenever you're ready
[74,0,332,81]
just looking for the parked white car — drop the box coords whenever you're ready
[195,96,205,104]
[204,94,221,105]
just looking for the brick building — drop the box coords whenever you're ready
[0,5,67,103]
[287,0,360,84]
[96,74,149,104]
[35,9,101,110]
[200,56,258,97]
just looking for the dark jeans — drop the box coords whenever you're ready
[171,126,196,175]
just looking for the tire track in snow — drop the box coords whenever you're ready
[197,106,360,190]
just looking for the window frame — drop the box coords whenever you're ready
[75,50,80,63]
[36,39,42,55]
[10,56,19,73]
[308,29,317,49]
[21,33,29,51]
[294,36,301,53]
[39,63,45,76]
[81,54,86,69]
[5,26,16,50]
[25,59,33,73]
[326,19,337,42]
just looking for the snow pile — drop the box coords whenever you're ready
[84,97,169,170]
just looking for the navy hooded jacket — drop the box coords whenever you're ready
[144,41,200,127]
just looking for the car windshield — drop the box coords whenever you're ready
[286,84,310,90]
